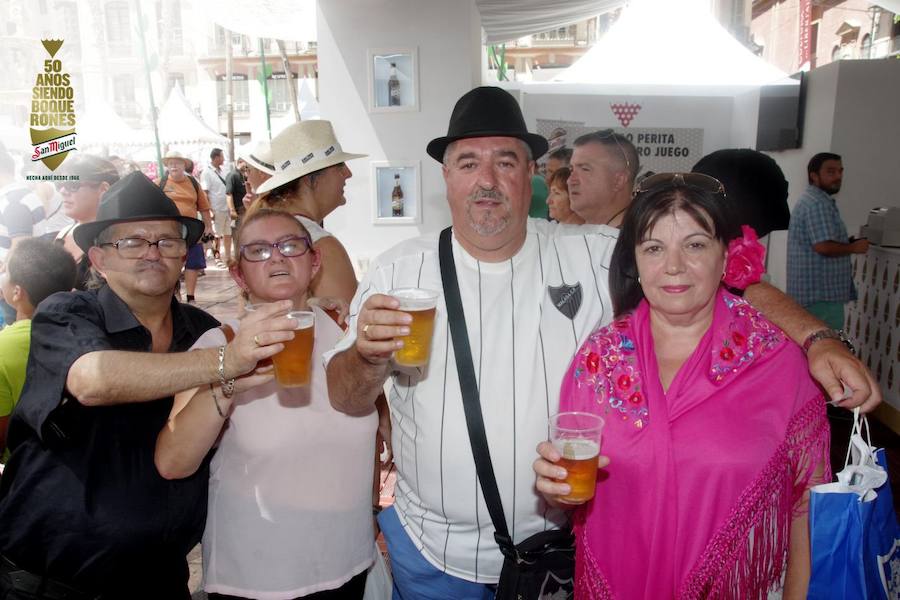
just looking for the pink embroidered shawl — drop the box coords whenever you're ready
[559,289,830,600]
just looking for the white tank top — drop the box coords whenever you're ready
[295,215,331,244]
[197,306,377,598]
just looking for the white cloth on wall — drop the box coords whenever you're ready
[477,0,624,45]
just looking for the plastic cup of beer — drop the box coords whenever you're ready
[549,412,605,503]
[390,288,439,368]
[271,310,315,387]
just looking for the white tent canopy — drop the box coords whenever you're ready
[203,0,622,46]
[78,101,153,149]
[298,79,321,120]
[556,0,788,86]
[157,84,228,146]
[199,0,316,42]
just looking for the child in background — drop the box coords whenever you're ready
[0,238,77,458]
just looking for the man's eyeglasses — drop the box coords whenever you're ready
[240,237,313,262]
[100,237,188,259]
[56,180,102,193]
[633,172,725,197]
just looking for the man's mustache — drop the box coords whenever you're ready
[470,189,506,203]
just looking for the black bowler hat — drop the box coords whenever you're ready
[426,86,549,163]
[73,172,205,252]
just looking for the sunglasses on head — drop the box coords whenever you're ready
[633,172,725,198]
[595,129,631,173]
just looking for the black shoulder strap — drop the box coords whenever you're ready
[188,175,201,195]
[438,227,514,551]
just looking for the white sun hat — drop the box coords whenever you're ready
[236,139,276,175]
[255,120,366,195]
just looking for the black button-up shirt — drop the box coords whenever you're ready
[0,285,218,598]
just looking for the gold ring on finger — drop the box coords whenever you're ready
[362,324,371,339]
[253,334,261,346]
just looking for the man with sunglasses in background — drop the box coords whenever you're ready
[0,172,299,599]
[54,154,121,290]
[568,129,640,227]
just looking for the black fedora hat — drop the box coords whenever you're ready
[73,172,205,252]
[426,87,549,163]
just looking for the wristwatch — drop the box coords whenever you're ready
[802,328,855,354]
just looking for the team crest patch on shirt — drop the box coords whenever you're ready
[548,282,582,320]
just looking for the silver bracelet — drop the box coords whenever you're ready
[217,345,236,398]
[209,383,227,419]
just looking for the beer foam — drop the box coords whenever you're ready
[391,287,438,311]
[287,310,315,329]
[554,439,599,461]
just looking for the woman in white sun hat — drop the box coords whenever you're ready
[250,120,365,306]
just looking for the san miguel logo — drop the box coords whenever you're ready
[30,39,76,171]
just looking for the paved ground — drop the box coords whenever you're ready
[186,263,396,596]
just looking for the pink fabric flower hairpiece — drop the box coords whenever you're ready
[723,225,766,290]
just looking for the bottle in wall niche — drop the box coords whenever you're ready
[388,62,400,106]
[391,172,404,217]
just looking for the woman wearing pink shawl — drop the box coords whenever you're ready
[534,173,831,599]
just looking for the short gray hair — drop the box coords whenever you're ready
[442,138,533,166]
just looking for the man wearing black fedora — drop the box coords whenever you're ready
[0,172,300,599]
[325,86,880,599]
[325,86,620,598]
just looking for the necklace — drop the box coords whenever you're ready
[605,205,628,226]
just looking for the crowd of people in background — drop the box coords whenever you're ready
[0,84,883,600]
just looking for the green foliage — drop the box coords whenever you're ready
[256,61,274,103]
[488,44,508,81]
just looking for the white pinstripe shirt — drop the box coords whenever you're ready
[326,218,618,583]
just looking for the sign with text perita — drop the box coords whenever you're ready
[536,119,704,178]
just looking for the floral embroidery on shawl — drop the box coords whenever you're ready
[708,294,784,383]
[572,314,648,430]
[569,295,782,431]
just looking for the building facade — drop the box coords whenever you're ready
[0,0,316,156]
[751,0,900,73]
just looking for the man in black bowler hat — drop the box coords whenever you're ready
[0,172,300,599]
[325,86,880,599]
